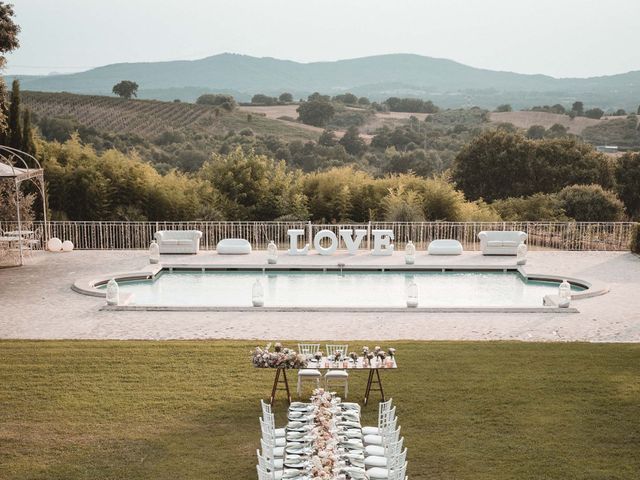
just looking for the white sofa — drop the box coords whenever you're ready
[478,231,527,255]
[154,230,202,254]
[428,239,463,255]
[216,238,252,255]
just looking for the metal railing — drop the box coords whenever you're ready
[1,221,636,251]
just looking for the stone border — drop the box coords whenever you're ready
[72,261,608,314]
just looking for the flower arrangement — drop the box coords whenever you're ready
[388,347,396,358]
[349,352,358,362]
[251,343,308,369]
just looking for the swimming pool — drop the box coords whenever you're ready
[101,269,585,308]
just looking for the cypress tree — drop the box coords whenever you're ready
[0,79,8,144]
[22,108,36,157]
[7,79,22,149]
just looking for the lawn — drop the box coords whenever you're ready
[0,341,638,480]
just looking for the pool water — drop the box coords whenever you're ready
[106,270,584,308]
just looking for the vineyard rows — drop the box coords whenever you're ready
[22,91,219,137]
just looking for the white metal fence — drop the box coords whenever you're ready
[1,221,636,251]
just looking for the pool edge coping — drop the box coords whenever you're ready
[72,261,607,313]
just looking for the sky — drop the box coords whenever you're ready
[5,0,640,78]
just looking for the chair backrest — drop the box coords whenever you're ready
[383,436,404,459]
[380,405,397,430]
[261,399,272,417]
[381,426,402,447]
[377,398,393,427]
[298,343,320,356]
[257,451,276,472]
[260,438,276,460]
[259,417,275,442]
[256,464,273,480]
[389,460,408,480]
[262,411,275,428]
[325,344,348,357]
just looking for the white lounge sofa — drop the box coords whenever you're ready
[478,230,527,255]
[428,239,463,255]
[216,238,252,255]
[154,230,202,254]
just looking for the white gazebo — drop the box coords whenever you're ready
[0,145,48,266]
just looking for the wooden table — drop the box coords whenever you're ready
[263,356,397,406]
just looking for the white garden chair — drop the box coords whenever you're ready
[363,406,397,446]
[259,417,285,448]
[367,448,407,479]
[362,398,393,435]
[297,343,321,396]
[324,344,349,398]
[364,436,404,469]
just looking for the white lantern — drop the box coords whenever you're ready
[252,279,264,307]
[516,243,527,265]
[47,237,62,252]
[267,240,278,264]
[62,240,74,252]
[558,279,571,308]
[106,278,120,306]
[406,281,418,308]
[149,240,160,264]
[405,240,416,265]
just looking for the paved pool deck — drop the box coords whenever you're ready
[0,249,639,342]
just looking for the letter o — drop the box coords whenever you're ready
[313,229,338,255]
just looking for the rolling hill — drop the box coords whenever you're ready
[10,53,640,110]
[21,90,319,142]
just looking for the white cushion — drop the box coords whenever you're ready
[275,428,285,437]
[325,370,349,378]
[298,369,321,377]
[362,426,379,435]
[364,455,387,468]
[364,434,382,445]
[273,446,284,457]
[216,238,252,255]
[273,471,283,480]
[162,239,179,245]
[274,458,283,469]
[275,437,285,447]
[502,240,518,247]
[487,240,503,247]
[366,467,389,479]
[365,444,385,456]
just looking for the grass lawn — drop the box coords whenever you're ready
[1,341,639,480]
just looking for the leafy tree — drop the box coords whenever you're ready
[615,152,640,218]
[338,126,366,155]
[546,123,569,137]
[297,100,335,127]
[384,97,438,113]
[452,129,614,201]
[357,97,370,106]
[196,93,235,111]
[614,109,627,116]
[112,80,138,99]
[0,2,19,135]
[557,184,625,221]
[382,186,425,222]
[251,93,277,105]
[7,79,21,148]
[492,193,568,221]
[572,101,584,116]
[526,125,546,139]
[495,104,512,112]
[584,107,604,119]
[279,92,293,103]
[318,129,338,147]
[332,93,358,105]
[307,92,330,102]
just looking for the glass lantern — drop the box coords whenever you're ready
[406,281,418,308]
[252,279,264,307]
[558,279,571,308]
[405,240,416,265]
[267,240,278,264]
[516,243,527,265]
[106,278,119,306]
[149,240,160,264]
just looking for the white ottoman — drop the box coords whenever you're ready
[428,239,463,255]
[216,238,252,254]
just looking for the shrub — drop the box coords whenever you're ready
[492,193,568,221]
[196,94,236,111]
[557,184,625,221]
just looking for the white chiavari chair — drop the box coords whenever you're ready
[324,344,349,398]
[297,343,321,396]
[362,398,393,435]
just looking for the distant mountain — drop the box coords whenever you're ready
[7,53,640,110]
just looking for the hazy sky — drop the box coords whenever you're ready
[5,0,640,78]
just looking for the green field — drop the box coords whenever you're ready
[1,341,638,480]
